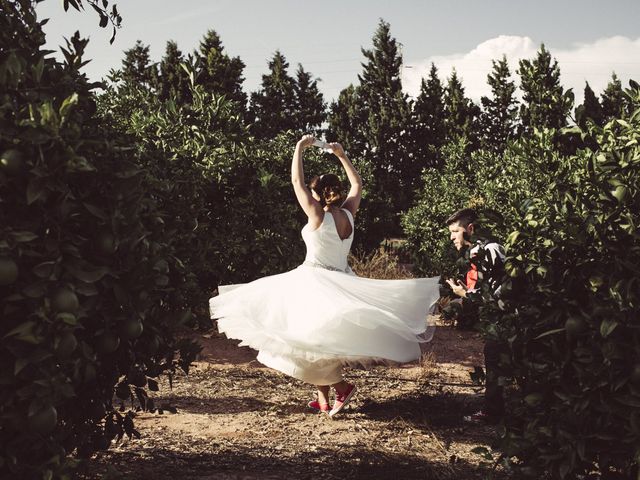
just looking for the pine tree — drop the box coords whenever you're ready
[576,82,604,129]
[358,20,412,179]
[355,19,413,242]
[248,51,297,138]
[293,64,326,134]
[517,44,573,134]
[444,69,480,145]
[327,84,366,154]
[601,72,625,121]
[158,40,190,103]
[480,56,518,152]
[358,20,410,152]
[411,63,446,167]
[121,40,157,90]
[195,30,247,108]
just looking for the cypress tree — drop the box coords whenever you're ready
[355,19,413,243]
[517,44,573,135]
[159,40,190,103]
[293,64,326,134]
[248,51,297,138]
[358,21,411,188]
[444,68,480,146]
[327,84,366,154]
[412,63,446,167]
[601,72,625,121]
[480,55,518,152]
[576,82,604,129]
[195,30,247,109]
[121,40,157,90]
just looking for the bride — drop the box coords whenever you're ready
[209,135,440,417]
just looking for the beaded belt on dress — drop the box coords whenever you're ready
[303,260,348,273]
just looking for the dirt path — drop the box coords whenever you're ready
[78,321,507,480]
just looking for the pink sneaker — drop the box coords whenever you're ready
[307,400,330,413]
[329,384,357,417]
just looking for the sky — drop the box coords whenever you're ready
[36,0,640,105]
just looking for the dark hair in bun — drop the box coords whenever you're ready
[309,173,344,207]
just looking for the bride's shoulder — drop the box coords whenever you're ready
[341,207,355,220]
[304,212,325,232]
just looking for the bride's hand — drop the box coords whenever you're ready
[297,134,315,149]
[328,142,345,157]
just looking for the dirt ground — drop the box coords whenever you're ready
[78,319,508,480]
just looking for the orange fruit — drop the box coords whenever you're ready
[120,318,143,339]
[0,257,18,286]
[55,331,78,359]
[51,288,79,313]
[95,331,120,354]
[0,149,25,176]
[565,316,587,339]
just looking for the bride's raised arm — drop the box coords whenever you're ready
[291,134,323,222]
[328,143,362,216]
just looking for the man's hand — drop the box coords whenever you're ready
[446,278,467,298]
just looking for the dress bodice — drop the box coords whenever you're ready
[301,208,354,272]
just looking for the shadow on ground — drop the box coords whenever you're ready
[140,394,279,415]
[358,388,482,427]
[77,442,499,480]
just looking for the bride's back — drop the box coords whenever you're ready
[301,208,354,272]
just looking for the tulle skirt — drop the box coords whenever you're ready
[209,264,440,385]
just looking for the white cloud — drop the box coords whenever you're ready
[402,35,640,106]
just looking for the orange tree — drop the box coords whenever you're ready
[481,84,640,478]
[0,2,199,478]
[97,59,340,312]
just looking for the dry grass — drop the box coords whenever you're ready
[349,248,413,280]
[417,351,439,382]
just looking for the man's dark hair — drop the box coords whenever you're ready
[445,208,478,228]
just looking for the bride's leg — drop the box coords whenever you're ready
[316,385,330,406]
[331,380,351,395]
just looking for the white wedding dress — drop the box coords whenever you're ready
[209,208,440,385]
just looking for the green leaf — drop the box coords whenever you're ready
[534,328,565,340]
[524,393,543,406]
[3,320,36,339]
[66,155,96,172]
[75,282,98,296]
[600,318,618,338]
[65,264,109,283]
[59,93,79,125]
[11,231,38,242]
[55,313,78,325]
[33,261,56,279]
[14,357,30,375]
[33,56,45,83]
[507,230,521,245]
[83,203,108,220]
[26,178,46,205]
